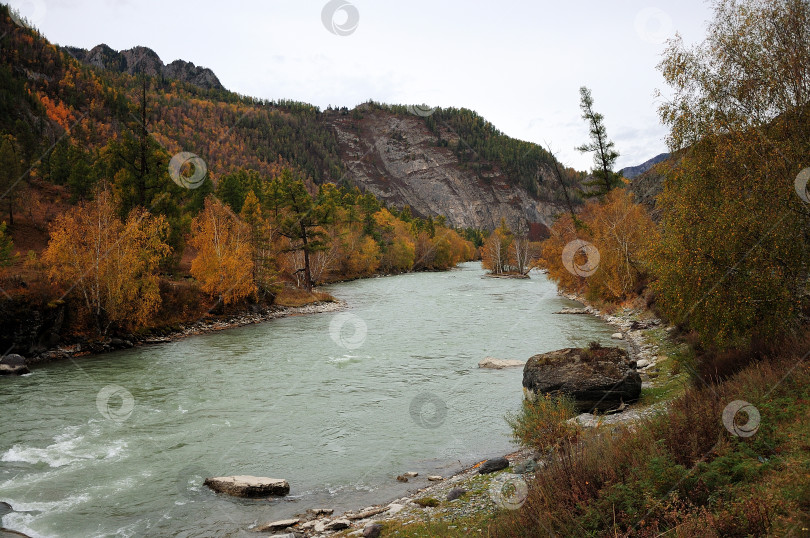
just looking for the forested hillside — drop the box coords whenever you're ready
[0,4,481,352]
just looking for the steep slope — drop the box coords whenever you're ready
[65,44,224,90]
[326,106,576,231]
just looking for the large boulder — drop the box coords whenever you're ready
[478,457,509,474]
[0,354,30,376]
[203,475,289,497]
[523,346,641,412]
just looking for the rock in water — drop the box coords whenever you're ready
[478,357,525,369]
[203,475,289,497]
[0,354,30,376]
[478,457,509,474]
[522,346,641,412]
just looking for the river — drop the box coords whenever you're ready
[0,262,619,537]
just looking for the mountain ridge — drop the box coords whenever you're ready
[64,43,224,91]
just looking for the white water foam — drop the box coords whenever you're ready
[1,425,127,468]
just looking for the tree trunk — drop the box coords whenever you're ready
[300,220,312,291]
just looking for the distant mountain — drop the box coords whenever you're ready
[1,5,581,232]
[64,44,224,91]
[620,152,669,179]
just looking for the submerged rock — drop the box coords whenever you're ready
[478,357,524,369]
[523,346,641,412]
[203,475,289,497]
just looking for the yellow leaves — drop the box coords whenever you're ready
[42,186,171,332]
[188,196,256,305]
[540,189,656,301]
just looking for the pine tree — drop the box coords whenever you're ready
[576,87,622,199]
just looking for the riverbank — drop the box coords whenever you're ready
[25,300,346,368]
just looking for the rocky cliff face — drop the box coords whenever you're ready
[325,108,572,232]
[65,44,224,91]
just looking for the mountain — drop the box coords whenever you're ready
[65,44,224,91]
[0,5,580,232]
[620,152,669,179]
[325,104,580,231]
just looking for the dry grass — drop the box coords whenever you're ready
[273,286,336,307]
[489,339,810,537]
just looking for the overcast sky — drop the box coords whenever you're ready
[9,0,713,171]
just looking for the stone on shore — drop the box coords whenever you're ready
[363,523,383,537]
[254,518,299,532]
[478,457,509,474]
[447,487,467,501]
[554,307,589,315]
[325,519,351,531]
[0,354,30,376]
[478,357,524,369]
[203,475,289,497]
[512,459,538,474]
[523,346,641,412]
[427,475,443,481]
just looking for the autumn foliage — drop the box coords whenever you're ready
[188,197,256,306]
[540,189,656,302]
[42,186,171,332]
